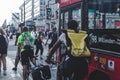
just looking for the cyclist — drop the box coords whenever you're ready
[17,27,36,80]
[45,20,89,80]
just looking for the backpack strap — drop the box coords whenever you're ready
[21,32,33,49]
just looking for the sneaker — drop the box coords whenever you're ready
[3,70,7,76]
[12,67,17,71]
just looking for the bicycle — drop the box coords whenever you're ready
[26,57,51,80]
[52,47,74,80]
[26,56,37,80]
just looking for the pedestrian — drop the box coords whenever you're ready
[45,27,58,56]
[9,32,13,40]
[12,51,20,71]
[13,27,36,80]
[14,30,21,46]
[31,28,38,43]
[0,27,9,75]
[5,29,10,37]
[12,31,22,71]
[45,20,90,80]
[34,31,44,59]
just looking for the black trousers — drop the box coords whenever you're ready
[60,57,88,80]
[21,49,34,65]
[35,45,43,56]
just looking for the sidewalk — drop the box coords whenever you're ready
[0,36,22,80]
[4,37,57,80]
[0,57,22,80]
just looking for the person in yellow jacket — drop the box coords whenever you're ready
[45,20,90,80]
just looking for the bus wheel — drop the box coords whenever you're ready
[88,71,110,80]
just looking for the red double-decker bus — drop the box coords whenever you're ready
[58,0,120,80]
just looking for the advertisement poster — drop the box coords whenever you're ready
[114,20,120,28]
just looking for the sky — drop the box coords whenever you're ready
[0,0,23,26]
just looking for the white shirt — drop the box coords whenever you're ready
[31,31,38,39]
[58,32,67,46]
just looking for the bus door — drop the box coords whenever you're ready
[59,1,82,62]
[59,1,82,30]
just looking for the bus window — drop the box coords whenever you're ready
[88,0,120,29]
[59,13,63,30]
[64,12,69,29]
[87,1,120,80]
[72,8,81,29]
[59,1,82,30]
[59,11,69,30]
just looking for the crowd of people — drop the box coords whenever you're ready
[11,26,58,80]
[0,20,90,80]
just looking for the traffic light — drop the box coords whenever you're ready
[46,8,52,20]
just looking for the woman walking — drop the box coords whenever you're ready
[35,31,44,59]
[0,27,9,75]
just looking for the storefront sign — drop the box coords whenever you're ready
[59,0,81,7]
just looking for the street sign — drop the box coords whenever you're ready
[46,8,52,20]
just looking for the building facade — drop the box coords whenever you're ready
[11,13,19,30]
[19,0,59,30]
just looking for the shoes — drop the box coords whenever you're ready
[3,70,7,76]
[12,67,17,71]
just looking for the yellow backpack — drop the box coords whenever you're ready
[67,30,91,57]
